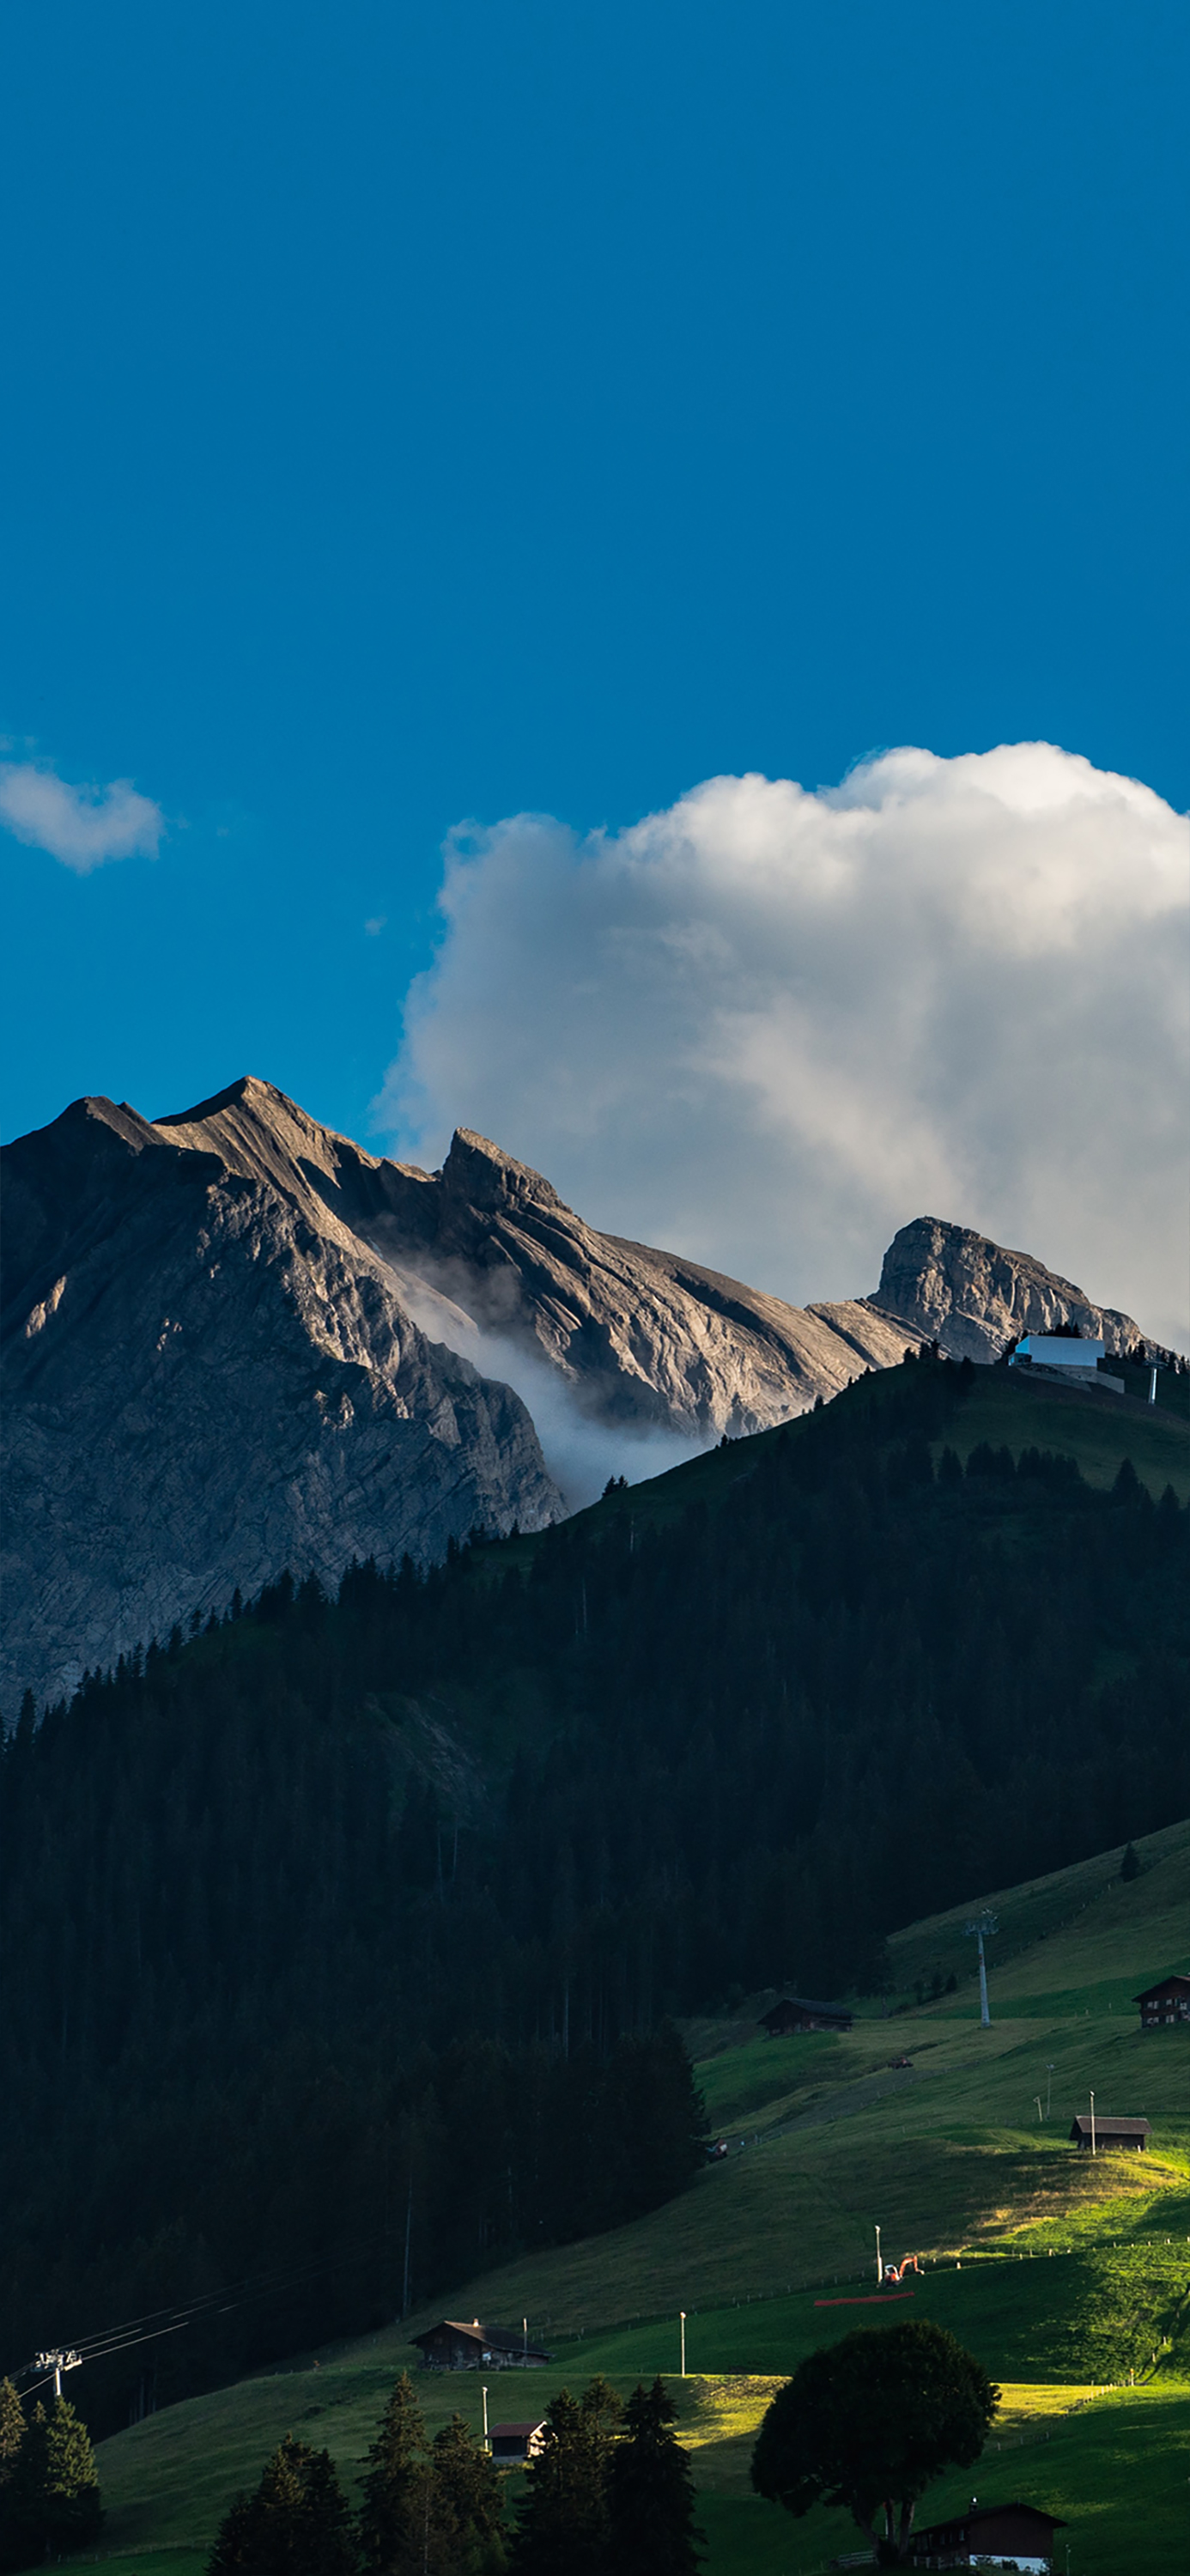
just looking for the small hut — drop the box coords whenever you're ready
[1068,2114,1150,2151]
[489,2420,547,2464]
[410,2318,550,2370]
[760,1996,853,2036]
[910,2498,1066,2568]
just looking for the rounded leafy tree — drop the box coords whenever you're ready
[750,2318,998,2565]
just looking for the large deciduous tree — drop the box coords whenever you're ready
[750,2320,998,2564]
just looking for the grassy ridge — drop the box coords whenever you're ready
[530,1362,1190,1557]
[88,1814,1190,2573]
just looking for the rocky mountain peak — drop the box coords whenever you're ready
[440,1127,565,1216]
[874,1214,1149,1360]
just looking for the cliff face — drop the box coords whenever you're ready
[1,1074,1157,1713]
[1,1085,560,1712]
[871,1215,1151,1361]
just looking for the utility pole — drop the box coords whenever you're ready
[482,2385,489,2450]
[875,2224,883,2285]
[34,2349,81,2402]
[1090,2089,1096,2154]
[964,1913,999,2026]
[680,2312,686,2378]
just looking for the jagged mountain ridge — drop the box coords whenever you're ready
[1,1074,1158,1712]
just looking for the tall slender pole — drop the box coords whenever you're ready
[482,2385,489,2449]
[680,2312,686,2377]
[875,2225,882,2285]
[1090,2089,1096,2154]
[402,2174,413,2318]
[965,1913,997,2026]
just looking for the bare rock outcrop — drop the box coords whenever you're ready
[871,1215,1157,1362]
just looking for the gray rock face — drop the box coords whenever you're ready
[357,1123,925,1432]
[1,1075,1160,1714]
[1,1084,560,1714]
[871,1215,1154,1362]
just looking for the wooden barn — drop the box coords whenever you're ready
[1134,1972,1190,2027]
[489,2419,547,2464]
[410,2318,550,2370]
[1068,2114,1151,2151]
[760,1995,853,2036]
[910,2498,1066,2568]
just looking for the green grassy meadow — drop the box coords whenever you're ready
[79,1814,1190,2574]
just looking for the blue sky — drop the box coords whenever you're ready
[2,3,1187,1325]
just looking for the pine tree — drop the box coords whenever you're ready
[429,2412,504,2572]
[357,2374,430,2575]
[605,2379,702,2575]
[0,2380,27,2576]
[38,2397,103,2554]
[3,2395,102,2567]
[208,2434,356,2575]
[0,2381,23,2489]
[510,2379,622,2576]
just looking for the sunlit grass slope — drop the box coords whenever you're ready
[89,1814,1190,2573]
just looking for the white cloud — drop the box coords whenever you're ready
[374,744,1190,1351]
[0,762,162,871]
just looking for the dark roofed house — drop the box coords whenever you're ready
[910,2499,1066,2568]
[1068,2115,1151,2151]
[1134,1973,1190,2028]
[489,2420,547,2464]
[761,1996,853,2036]
[410,2318,550,2371]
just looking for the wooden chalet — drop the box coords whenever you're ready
[761,1995,853,2036]
[909,2499,1066,2569]
[1134,1972,1190,2028]
[410,2318,550,2371]
[1068,2114,1151,2151]
[489,2419,547,2464]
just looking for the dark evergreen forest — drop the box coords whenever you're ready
[2,1352,1186,2433]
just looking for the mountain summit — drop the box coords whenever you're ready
[0,1076,1156,1711]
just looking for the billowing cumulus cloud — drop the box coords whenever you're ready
[376,744,1190,1349]
[0,762,162,870]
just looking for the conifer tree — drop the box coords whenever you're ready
[429,2412,504,2572]
[3,2396,102,2566]
[208,2433,356,2574]
[357,2373,429,2575]
[0,2381,23,2489]
[605,2379,702,2574]
[509,2379,622,2576]
[0,2379,27,2575]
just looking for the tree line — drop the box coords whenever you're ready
[209,2370,701,2576]
[1,1351,1185,2433]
